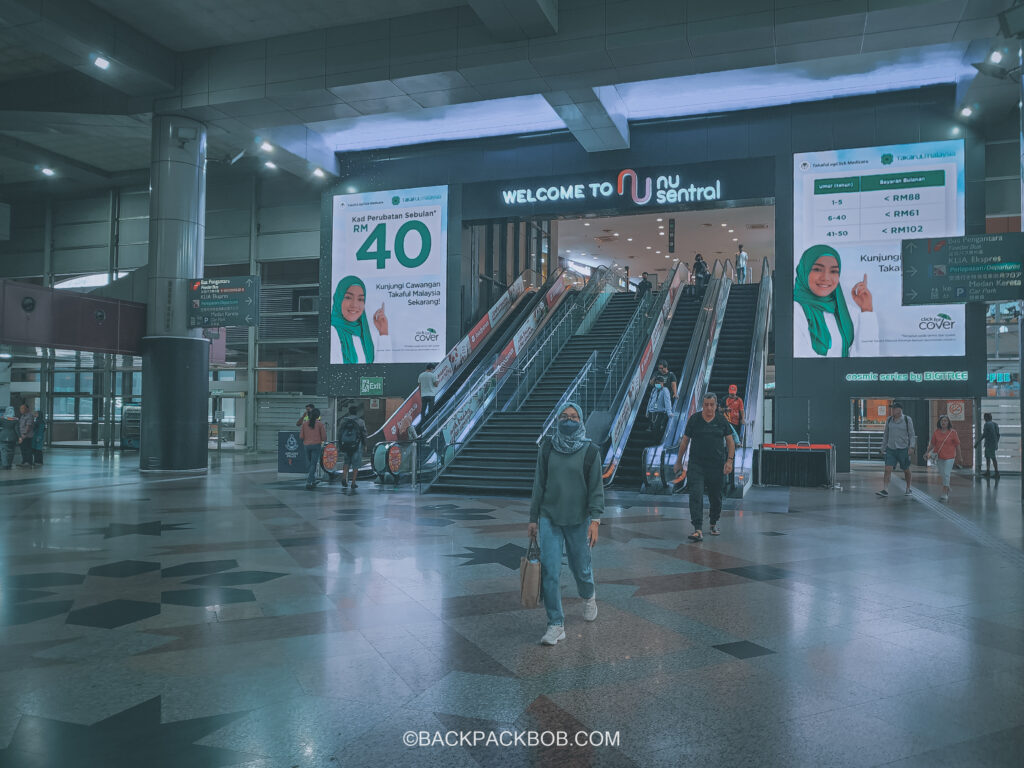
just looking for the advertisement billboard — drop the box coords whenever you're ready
[329,186,447,365]
[792,141,965,359]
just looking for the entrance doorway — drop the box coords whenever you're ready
[850,397,975,471]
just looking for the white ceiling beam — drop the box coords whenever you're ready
[544,86,628,152]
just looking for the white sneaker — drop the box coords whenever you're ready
[939,494,948,502]
[905,488,913,496]
[583,595,598,622]
[540,625,566,645]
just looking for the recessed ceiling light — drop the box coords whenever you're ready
[673,258,679,262]
[721,223,727,227]
[584,222,590,226]
[646,246,652,250]
[93,56,110,70]
[664,254,669,258]
[659,231,665,236]
[732,237,738,241]
[312,168,325,178]
[990,50,1004,64]
[728,229,734,233]
[264,161,277,169]
[613,232,619,236]
[951,126,961,135]
[627,237,633,242]
[959,106,972,118]
[41,167,55,177]
[656,250,662,254]
[260,141,274,152]
[656,218,663,222]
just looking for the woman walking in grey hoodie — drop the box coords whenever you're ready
[528,401,605,646]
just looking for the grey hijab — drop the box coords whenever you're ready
[551,400,590,454]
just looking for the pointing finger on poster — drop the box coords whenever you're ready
[851,272,873,313]
[373,302,389,336]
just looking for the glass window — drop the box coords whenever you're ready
[54,372,76,392]
[53,397,76,420]
[80,372,94,393]
[79,398,93,419]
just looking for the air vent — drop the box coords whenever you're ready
[748,223,770,229]
[593,235,617,243]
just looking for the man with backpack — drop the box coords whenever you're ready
[877,401,916,497]
[975,412,1001,479]
[338,405,368,491]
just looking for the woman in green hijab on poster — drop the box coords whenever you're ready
[331,276,391,364]
[793,244,877,358]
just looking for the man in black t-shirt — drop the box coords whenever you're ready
[672,393,735,541]
[655,360,677,400]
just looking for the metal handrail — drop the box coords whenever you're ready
[738,257,772,490]
[604,293,654,378]
[641,273,730,488]
[536,350,599,445]
[415,264,625,490]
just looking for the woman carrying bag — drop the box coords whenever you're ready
[527,401,604,646]
[926,415,961,503]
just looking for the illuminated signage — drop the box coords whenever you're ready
[499,169,723,208]
[844,370,969,383]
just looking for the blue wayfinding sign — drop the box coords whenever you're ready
[901,233,1024,305]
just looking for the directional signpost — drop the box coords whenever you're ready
[187,277,260,328]
[901,233,1023,306]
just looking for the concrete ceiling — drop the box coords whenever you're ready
[0,0,1016,196]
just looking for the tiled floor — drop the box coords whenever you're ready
[1,451,1022,767]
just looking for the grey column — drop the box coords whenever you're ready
[140,115,209,472]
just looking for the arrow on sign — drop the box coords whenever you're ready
[245,297,253,304]
[245,315,253,324]
[904,241,918,253]
[245,279,253,288]
[905,289,918,301]
[905,266,917,277]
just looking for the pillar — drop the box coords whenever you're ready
[140,115,208,472]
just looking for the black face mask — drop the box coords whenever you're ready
[558,420,581,436]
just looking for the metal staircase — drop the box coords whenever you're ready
[428,292,639,495]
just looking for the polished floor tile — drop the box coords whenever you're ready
[0,452,1022,766]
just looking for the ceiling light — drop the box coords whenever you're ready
[656,250,661,254]
[728,229,734,233]
[721,223,727,227]
[732,237,738,241]
[990,50,1004,64]
[959,106,973,117]
[627,237,633,242]
[613,232,619,236]
[664,254,669,258]
[41,167,55,177]
[673,258,679,262]
[584,222,590,227]
[0,352,11,360]
[260,141,274,152]
[312,168,325,178]
[951,126,961,136]
[93,56,110,70]
[264,161,277,169]
[659,231,665,235]
[646,246,652,250]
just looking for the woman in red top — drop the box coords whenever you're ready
[300,408,327,490]
[926,415,960,503]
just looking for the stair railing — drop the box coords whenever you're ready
[535,350,599,446]
[735,257,772,492]
[641,271,731,490]
[414,264,623,491]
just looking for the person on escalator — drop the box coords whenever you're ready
[646,377,672,439]
[418,363,438,421]
[693,254,709,296]
[636,272,652,304]
[528,401,604,647]
[723,385,745,443]
[656,360,678,400]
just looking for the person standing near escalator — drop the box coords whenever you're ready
[646,376,672,440]
[673,393,735,541]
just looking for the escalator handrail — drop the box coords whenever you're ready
[370,267,555,443]
[413,264,618,457]
[643,274,731,487]
[599,264,687,481]
[736,257,773,483]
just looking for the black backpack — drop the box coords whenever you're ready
[339,418,360,451]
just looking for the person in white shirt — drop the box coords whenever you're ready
[418,363,438,420]
[735,245,748,284]
[793,244,876,358]
[330,275,391,364]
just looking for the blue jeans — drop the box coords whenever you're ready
[304,444,322,485]
[538,516,595,627]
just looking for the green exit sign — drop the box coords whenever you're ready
[360,377,384,396]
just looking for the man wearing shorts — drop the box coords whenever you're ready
[877,401,916,497]
[337,405,368,491]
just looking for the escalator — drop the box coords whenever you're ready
[608,293,703,489]
[708,283,760,409]
[428,292,639,495]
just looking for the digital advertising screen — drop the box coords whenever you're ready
[328,186,447,365]
[792,140,965,359]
